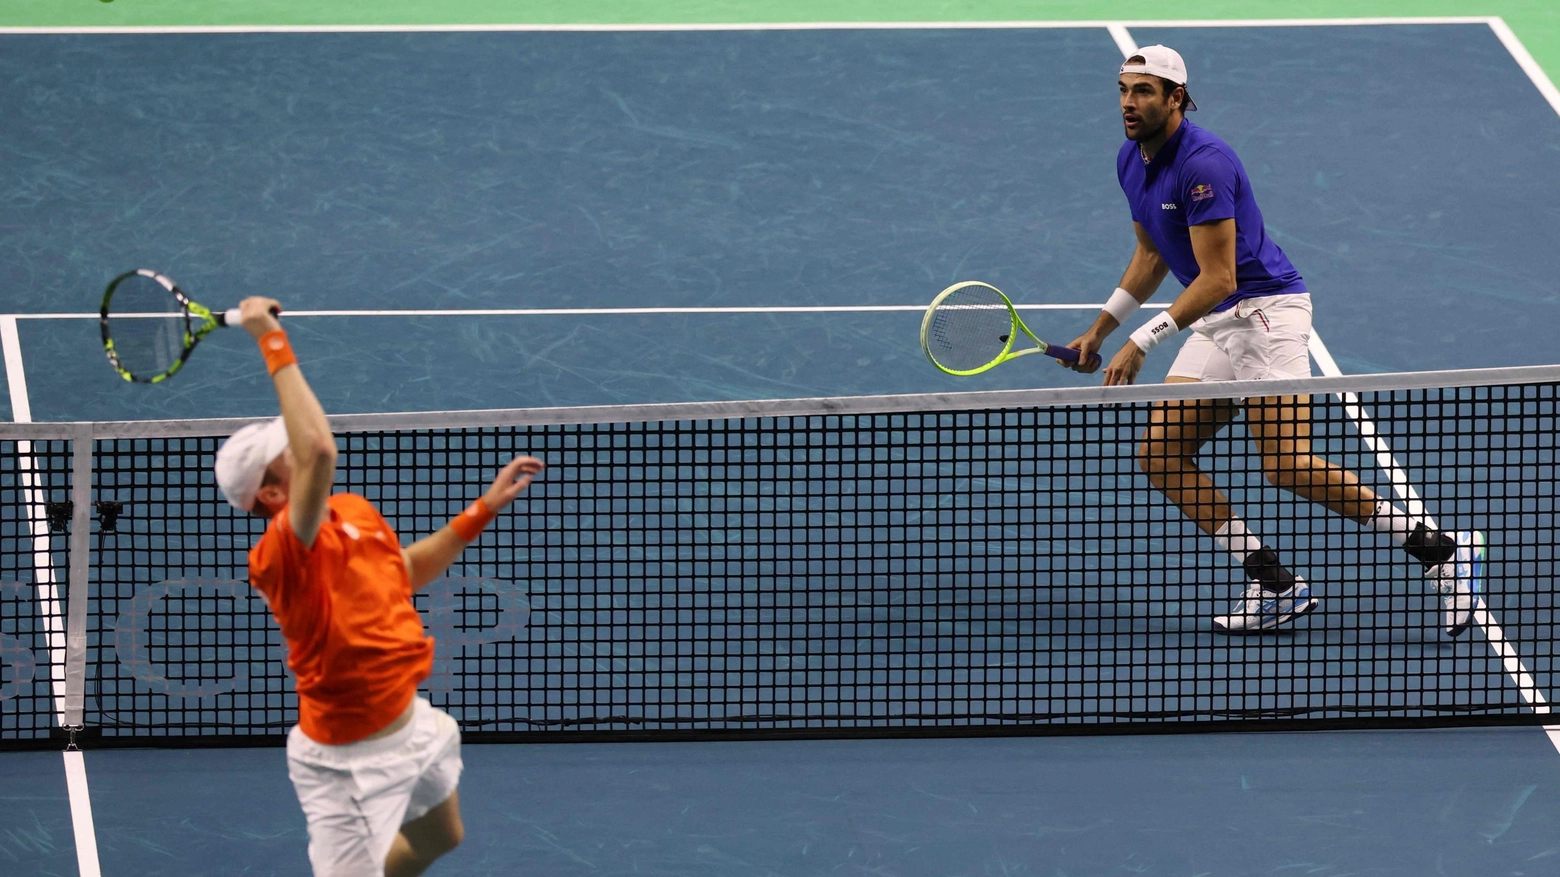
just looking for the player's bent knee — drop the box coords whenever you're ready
[1135,439,1182,476]
[1261,464,1300,490]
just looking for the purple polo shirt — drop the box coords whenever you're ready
[1117,119,1306,312]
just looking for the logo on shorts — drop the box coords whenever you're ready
[1190,184,1215,202]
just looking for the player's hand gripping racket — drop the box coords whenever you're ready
[100,269,249,383]
[920,281,1101,376]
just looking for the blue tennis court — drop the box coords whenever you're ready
[3,19,1560,877]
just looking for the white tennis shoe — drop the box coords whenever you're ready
[1212,578,1318,634]
[1430,530,1486,638]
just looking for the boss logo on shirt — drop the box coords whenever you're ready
[1161,203,1178,210]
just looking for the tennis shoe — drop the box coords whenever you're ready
[1212,578,1318,634]
[1430,530,1486,638]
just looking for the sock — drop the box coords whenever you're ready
[1216,520,1297,594]
[1367,500,1454,567]
[1214,519,1263,566]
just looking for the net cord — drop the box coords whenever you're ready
[2,363,1559,443]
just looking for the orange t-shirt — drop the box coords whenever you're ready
[249,492,434,745]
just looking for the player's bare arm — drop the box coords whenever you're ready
[401,455,547,591]
[1103,218,1237,386]
[238,296,337,547]
[1064,222,1171,373]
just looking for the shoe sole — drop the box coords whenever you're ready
[1212,596,1320,635]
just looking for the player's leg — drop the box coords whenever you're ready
[385,698,465,877]
[1139,330,1316,632]
[1148,327,1316,627]
[1136,385,1239,535]
[1228,294,1484,636]
[385,792,464,877]
[1245,392,1485,635]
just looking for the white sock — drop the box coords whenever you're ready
[1365,500,1419,547]
[1214,519,1264,565]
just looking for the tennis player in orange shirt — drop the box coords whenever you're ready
[214,297,544,877]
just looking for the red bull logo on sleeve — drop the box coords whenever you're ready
[1190,184,1215,202]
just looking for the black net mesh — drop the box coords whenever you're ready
[1,378,1556,747]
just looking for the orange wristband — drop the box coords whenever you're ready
[450,499,496,542]
[259,330,297,376]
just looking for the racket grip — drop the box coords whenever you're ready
[219,306,280,327]
[1045,344,1103,369]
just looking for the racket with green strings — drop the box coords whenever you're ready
[100,269,249,384]
[920,281,1101,376]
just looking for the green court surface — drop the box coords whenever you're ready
[4,0,1558,83]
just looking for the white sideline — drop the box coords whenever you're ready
[1483,15,1560,755]
[1308,335,1555,739]
[0,318,102,877]
[1488,18,1560,119]
[63,752,101,877]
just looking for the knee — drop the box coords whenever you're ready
[1261,460,1298,489]
[1136,440,1177,478]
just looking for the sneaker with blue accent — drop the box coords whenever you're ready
[1431,530,1486,638]
[1212,578,1319,634]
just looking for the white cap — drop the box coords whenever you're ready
[1120,45,1198,111]
[214,417,289,511]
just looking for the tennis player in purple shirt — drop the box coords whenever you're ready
[1063,46,1485,637]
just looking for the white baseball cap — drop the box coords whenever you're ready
[214,417,290,511]
[1120,45,1199,111]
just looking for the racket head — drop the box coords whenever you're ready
[100,269,221,384]
[920,281,1021,376]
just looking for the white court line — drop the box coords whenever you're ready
[16,302,1169,320]
[1106,24,1138,59]
[1463,23,1560,746]
[0,318,102,877]
[0,17,1499,35]
[0,317,65,716]
[1308,335,1555,731]
[1488,19,1560,123]
[62,752,101,877]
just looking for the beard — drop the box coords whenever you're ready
[1125,113,1169,142]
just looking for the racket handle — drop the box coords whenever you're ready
[1044,344,1103,369]
[219,306,280,327]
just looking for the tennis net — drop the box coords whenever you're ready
[2,365,1556,748]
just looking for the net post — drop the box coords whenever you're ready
[61,424,93,735]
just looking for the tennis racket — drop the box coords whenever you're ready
[920,281,1101,376]
[100,269,245,384]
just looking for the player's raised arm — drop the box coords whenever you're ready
[237,296,337,547]
[401,455,547,591]
[1062,222,1171,373]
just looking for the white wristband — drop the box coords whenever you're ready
[1129,311,1180,353]
[1102,287,1140,325]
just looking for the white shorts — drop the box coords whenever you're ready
[286,697,463,877]
[1167,293,1313,382]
